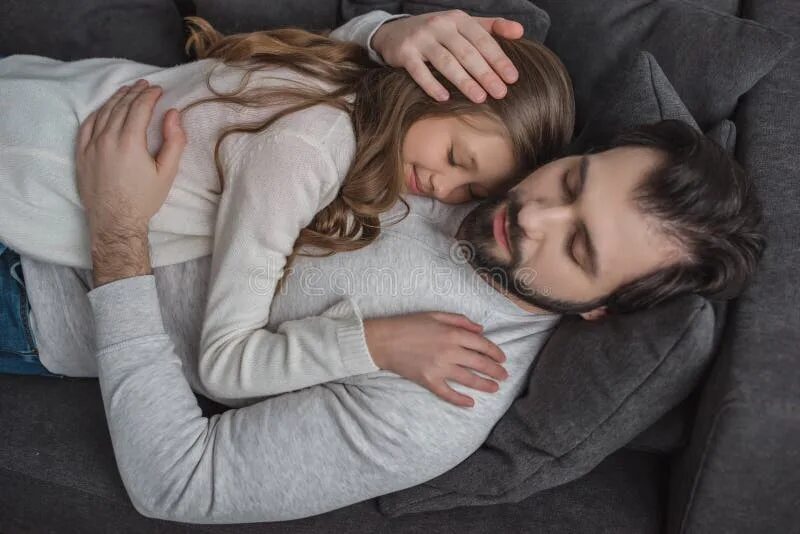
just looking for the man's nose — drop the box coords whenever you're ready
[517,202,574,240]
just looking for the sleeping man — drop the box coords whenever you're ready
[2,10,763,525]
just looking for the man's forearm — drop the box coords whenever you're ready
[91,222,152,288]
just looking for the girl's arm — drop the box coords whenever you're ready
[197,109,379,402]
[329,10,409,64]
[330,9,523,103]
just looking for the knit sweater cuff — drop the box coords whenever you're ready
[330,11,411,65]
[87,275,167,350]
[326,299,381,376]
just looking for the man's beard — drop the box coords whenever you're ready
[456,190,607,314]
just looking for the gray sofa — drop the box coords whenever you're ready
[0,1,798,533]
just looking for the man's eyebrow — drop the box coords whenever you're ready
[578,156,600,278]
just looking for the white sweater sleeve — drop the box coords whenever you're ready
[329,10,411,64]
[197,114,378,402]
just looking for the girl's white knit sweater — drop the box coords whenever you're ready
[2,10,402,395]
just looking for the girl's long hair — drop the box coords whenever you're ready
[180,16,575,265]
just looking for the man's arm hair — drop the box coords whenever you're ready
[91,223,152,287]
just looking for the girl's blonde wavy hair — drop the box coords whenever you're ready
[180,16,575,265]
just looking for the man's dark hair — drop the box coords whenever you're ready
[598,119,766,313]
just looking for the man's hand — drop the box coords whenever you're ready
[76,78,186,287]
[371,10,524,103]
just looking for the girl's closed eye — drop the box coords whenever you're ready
[448,144,457,167]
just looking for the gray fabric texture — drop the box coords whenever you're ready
[684,0,740,14]
[376,50,721,518]
[0,371,666,532]
[0,0,187,67]
[575,52,737,153]
[378,297,716,516]
[195,0,549,42]
[194,0,340,34]
[667,1,800,532]
[533,0,794,130]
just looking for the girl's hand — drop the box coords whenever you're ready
[370,10,524,103]
[364,312,508,408]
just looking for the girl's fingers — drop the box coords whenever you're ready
[424,42,486,102]
[470,17,521,82]
[432,379,475,408]
[442,29,507,98]
[93,84,132,136]
[404,55,450,101]
[449,365,500,393]
[457,347,508,381]
[457,329,506,363]
[433,312,484,333]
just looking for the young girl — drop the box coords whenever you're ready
[0,14,574,406]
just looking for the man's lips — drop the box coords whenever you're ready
[493,204,512,255]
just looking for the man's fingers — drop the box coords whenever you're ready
[426,43,486,102]
[106,81,156,137]
[155,109,186,180]
[463,18,520,84]
[77,110,98,155]
[405,56,450,101]
[442,29,508,98]
[93,84,131,137]
[124,85,162,136]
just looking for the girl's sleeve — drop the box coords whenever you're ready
[197,113,379,402]
[329,10,411,64]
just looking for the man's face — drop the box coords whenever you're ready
[456,146,685,316]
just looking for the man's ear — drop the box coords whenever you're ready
[580,306,608,321]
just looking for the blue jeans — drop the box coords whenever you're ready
[0,241,59,377]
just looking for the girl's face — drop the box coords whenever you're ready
[401,114,517,204]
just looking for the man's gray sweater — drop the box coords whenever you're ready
[20,197,559,523]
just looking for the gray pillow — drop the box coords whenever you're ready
[377,51,719,517]
[0,0,187,67]
[575,51,737,154]
[532,0,794,130]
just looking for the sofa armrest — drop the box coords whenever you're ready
[667,2,800,533]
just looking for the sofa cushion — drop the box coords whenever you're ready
[194,0,340,34]
[532,0,793,130]
[0,374,666,533]
[575,51,737,154]
[0,0,187,66]
[377,50,720,517]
